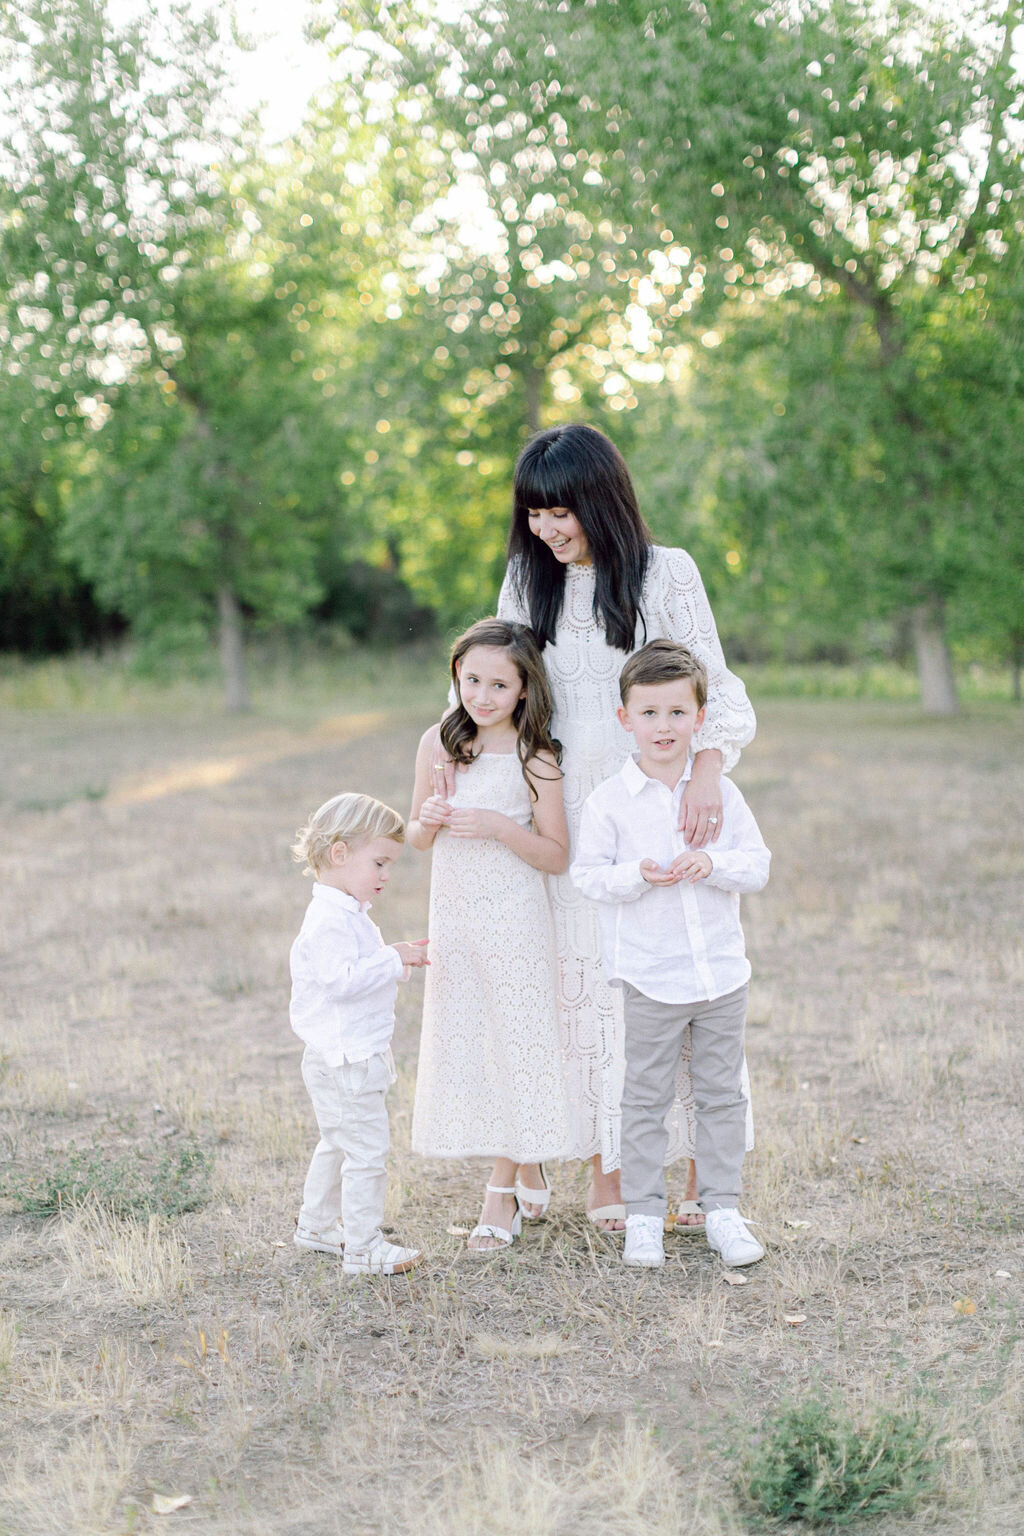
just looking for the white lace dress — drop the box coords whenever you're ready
[411,752,572,1163]
[498,545,757,1170]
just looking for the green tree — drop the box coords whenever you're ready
[484,0,1024,709]
[1,0,381,704]
[302,7,685,626]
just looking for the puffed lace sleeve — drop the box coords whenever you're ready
[496,560,531,625]
[647,546,756,772]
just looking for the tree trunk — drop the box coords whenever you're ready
[524,365,543,435]
[910,594,957,715]
[217,585,250,713]
[1011,630,1023,704]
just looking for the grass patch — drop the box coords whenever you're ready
[736,1394,938,1528]
[742,659,1017,702]
[3,1133,212,1219]
[0,633,448,719]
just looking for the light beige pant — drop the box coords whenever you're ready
[621,983,749,1218]
[298,1047,396,1254]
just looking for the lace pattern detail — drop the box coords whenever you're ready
[411,753,572,1162]
[499,547,756,1168]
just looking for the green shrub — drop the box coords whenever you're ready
[737,1394,936,1527]
[3,1134,212,1219]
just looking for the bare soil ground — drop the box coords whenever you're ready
[1,675,1022,1535]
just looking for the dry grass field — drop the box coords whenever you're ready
[1,656,1022,1535]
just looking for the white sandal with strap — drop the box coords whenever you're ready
[467,1185,522,1253]
[514,1163,550,1219]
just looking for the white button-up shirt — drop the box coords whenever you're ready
[289,883,404,1067]
[571,755,770,1004]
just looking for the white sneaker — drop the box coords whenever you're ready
[342,1231,422,1277]
[705,1208,764,1267]
[623,1214,665,1268]
[294,1221,344,1256]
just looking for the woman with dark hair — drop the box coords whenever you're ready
[494,423,756,1230]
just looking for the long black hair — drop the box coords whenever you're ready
[508,423,653,652]
[440,618,562,799]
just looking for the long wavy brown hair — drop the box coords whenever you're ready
[441,618,563,800]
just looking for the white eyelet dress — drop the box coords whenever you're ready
[411,752,572,1163]
[498,545,758,1171]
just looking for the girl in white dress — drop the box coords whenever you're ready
[491,424,757,1231]
[409,618,572,1252]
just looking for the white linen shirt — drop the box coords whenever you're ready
[289,882,404,1068]
[571,756,770,1004]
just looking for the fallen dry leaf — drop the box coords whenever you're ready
[995,1270,1012,1279]
[953,1297,977,1316]
[851,1135,868,1144]
[783,1313,807,1325]
[784,1219,810,1229]
[446,1224,470,1237]
[152,1493,192,1515]
[722,1270,748,1287]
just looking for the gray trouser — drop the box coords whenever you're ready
[620,982,749,1218]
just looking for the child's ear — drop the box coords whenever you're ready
[695,705,706,729]
[616,705,634,733]
[327,840,349,867]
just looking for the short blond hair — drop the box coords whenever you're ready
[291,792,405,876]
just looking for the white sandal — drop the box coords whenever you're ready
[587,1203,626,1231]
[467,1184,522,1253]
[514,1163,550,1219]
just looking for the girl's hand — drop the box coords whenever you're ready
[393,939,429,967]
[448,808,504,840]
[669,851,712,884]
[418,795,452,829]
[680,750,724,848]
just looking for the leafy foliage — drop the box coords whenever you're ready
[737,1394,937,1527]
[1,0,1022,698]
[3,1134,213,1219]
[494,0,1024,702]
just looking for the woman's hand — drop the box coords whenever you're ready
[431,756,457,800]
[680,749,723,848]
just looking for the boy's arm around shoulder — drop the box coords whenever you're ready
[703,779,771,894]
[570,784,649,904]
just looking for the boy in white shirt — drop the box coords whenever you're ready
[571,640,770,1271]
[290,792,429,1276]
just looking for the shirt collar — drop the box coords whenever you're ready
[621,752,694,798]
[313,881,369,915]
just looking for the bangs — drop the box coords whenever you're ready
[513,444,579,512]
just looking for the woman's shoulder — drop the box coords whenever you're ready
[644,544,705,605]
[647,544,699,580]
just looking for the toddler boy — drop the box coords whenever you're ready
[289,792,428,1276]
[571,640,770,1269]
